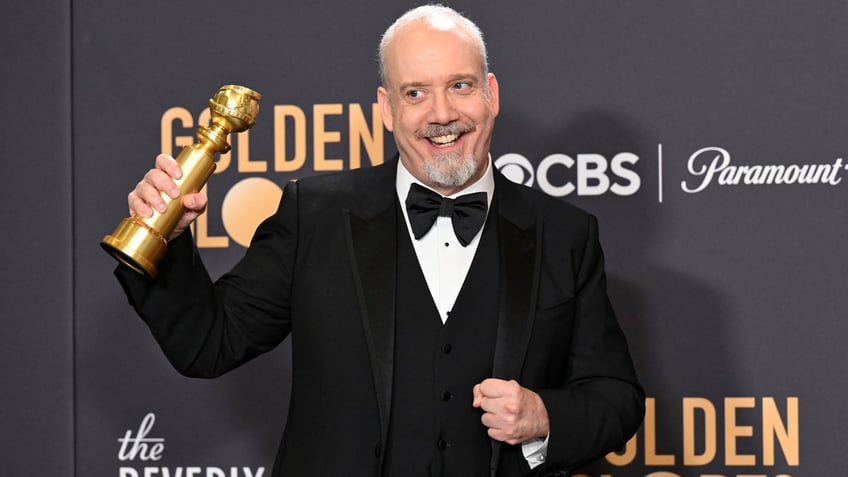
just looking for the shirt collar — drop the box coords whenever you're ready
[395,155,495,208]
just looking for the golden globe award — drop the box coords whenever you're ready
[101,84,261,278]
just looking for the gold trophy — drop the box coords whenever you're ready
[101,84,261,278]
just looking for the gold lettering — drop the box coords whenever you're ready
[683,397,716,465]
[234,130,265,172]
[644,397,675,465]
[160,107,194,157]
[763,397,799,466]
[274,105,307,172]
[314,103,344,171]
[725,397,756,465]
[193,184,228,248]
[348,103,384,169]
[605,434,636,466]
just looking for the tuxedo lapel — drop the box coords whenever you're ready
[491,172,540,382]
[342,161,399,452]
[490,172,542,477]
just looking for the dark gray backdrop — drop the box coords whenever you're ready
[3,1,844,475]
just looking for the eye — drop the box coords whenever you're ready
[405,89,424,99]
[452,82,472,92]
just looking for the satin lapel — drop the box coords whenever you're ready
[342,164,398,453]
[489,173,542,477]
[492,192,540,379]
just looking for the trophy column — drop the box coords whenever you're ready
[101,84,261,278]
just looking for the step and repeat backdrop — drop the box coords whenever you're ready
[63,0,847,475]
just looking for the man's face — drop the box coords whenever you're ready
[378,21,499,195]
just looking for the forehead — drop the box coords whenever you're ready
[383,21,484,87]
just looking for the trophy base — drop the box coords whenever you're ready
[101,218,168,278]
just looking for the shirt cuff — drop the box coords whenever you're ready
[521,434,549,469]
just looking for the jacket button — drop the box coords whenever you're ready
[442,343,452,354]
[441,390,452,401]
[374,443,381,457]
[438,438,449,450]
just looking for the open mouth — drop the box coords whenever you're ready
[426,133,461,147]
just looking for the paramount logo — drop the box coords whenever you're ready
[681,146,845,193]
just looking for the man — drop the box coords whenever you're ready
[118,5,644,476]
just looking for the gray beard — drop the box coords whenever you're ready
[423,150,478,188]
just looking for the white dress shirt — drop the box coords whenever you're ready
[395,159,495,323]
[395,158,549,468]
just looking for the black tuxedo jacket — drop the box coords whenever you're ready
[117,158,644,477]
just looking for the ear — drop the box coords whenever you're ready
[487,73,500,119]
[377,86,394,132]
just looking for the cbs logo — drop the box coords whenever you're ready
[495,152,640,197]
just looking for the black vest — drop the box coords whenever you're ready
[382,207,501,477]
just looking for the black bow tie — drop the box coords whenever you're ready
[405,183,488,246]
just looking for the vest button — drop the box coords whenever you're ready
[441,390,452,401]
[442,343,452,354]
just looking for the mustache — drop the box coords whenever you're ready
[416,121,475,139]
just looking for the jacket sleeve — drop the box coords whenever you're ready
[533,213,645,474]
[114,181,301,378]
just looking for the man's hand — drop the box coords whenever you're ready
[128,153,208,240]
[472,378,550,445]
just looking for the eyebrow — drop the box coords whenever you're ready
[397,73,480,91]
[398,81,427,91]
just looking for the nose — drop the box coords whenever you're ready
[428,90,459,125]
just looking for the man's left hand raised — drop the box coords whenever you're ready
[472,378,550,445]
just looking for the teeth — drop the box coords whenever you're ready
[428,133,459,145]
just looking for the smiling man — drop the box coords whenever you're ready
[377,8,498,195]
[116,5,644,477]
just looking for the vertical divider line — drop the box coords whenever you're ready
[658,143,663,203]
[68,0,77,475]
